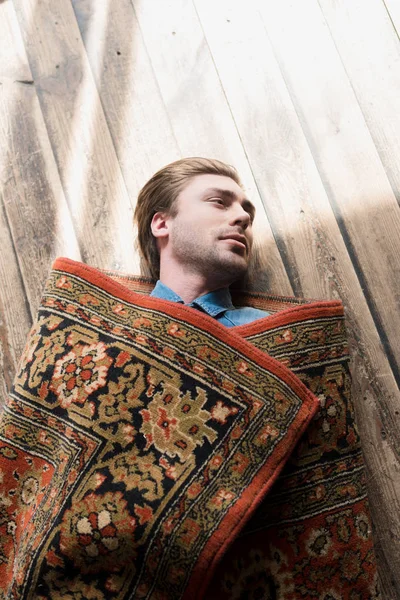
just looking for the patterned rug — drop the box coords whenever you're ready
[0,258,379,599]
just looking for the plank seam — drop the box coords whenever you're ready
[382,0,400,43]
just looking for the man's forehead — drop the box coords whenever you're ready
[184,173,242,192]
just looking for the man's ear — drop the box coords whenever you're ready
[150,212,171,240]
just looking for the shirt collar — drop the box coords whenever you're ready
[150,280,235,318]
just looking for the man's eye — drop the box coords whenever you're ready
[210,197,225,205]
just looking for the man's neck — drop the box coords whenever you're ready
[158,261,234,303]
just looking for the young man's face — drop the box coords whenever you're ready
[166,174,255,284]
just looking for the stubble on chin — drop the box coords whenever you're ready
[195,248,250,287]
[171,225,250,284]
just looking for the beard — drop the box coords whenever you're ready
[170,222,250,286]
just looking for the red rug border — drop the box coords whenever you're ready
[189,388,318,599]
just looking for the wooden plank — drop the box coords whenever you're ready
[255,0,400,378]
[0,196,32,398]
[318,0,400,201]
[256,1,400,374]
[71,0,181,196]
[194,1,400,595]
[12,0,140,273]
[0,0,80,316]
[132,0,293,295]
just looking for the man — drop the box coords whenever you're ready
[0,159,378,600]
[134,157,269,326]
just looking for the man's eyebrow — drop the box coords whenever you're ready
[202,187,256,217]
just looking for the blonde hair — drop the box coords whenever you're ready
[134,157,243,279]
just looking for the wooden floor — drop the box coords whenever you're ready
[1,0,400,596]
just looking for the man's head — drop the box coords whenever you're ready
[134,157,255,286]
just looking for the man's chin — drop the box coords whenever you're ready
[212,255,249,284]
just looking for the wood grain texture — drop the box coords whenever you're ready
[71,0,181,196]
[0,3,31,401]
[0,1,81,311]
[257,0,400,382]
[195,2,400,595]
[0,197,31,399]
[12,0,139,272]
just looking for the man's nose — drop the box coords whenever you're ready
[230,205,251,228]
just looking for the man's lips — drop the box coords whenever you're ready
[220,235,248,250]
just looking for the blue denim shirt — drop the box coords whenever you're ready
[150,281,269,327]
